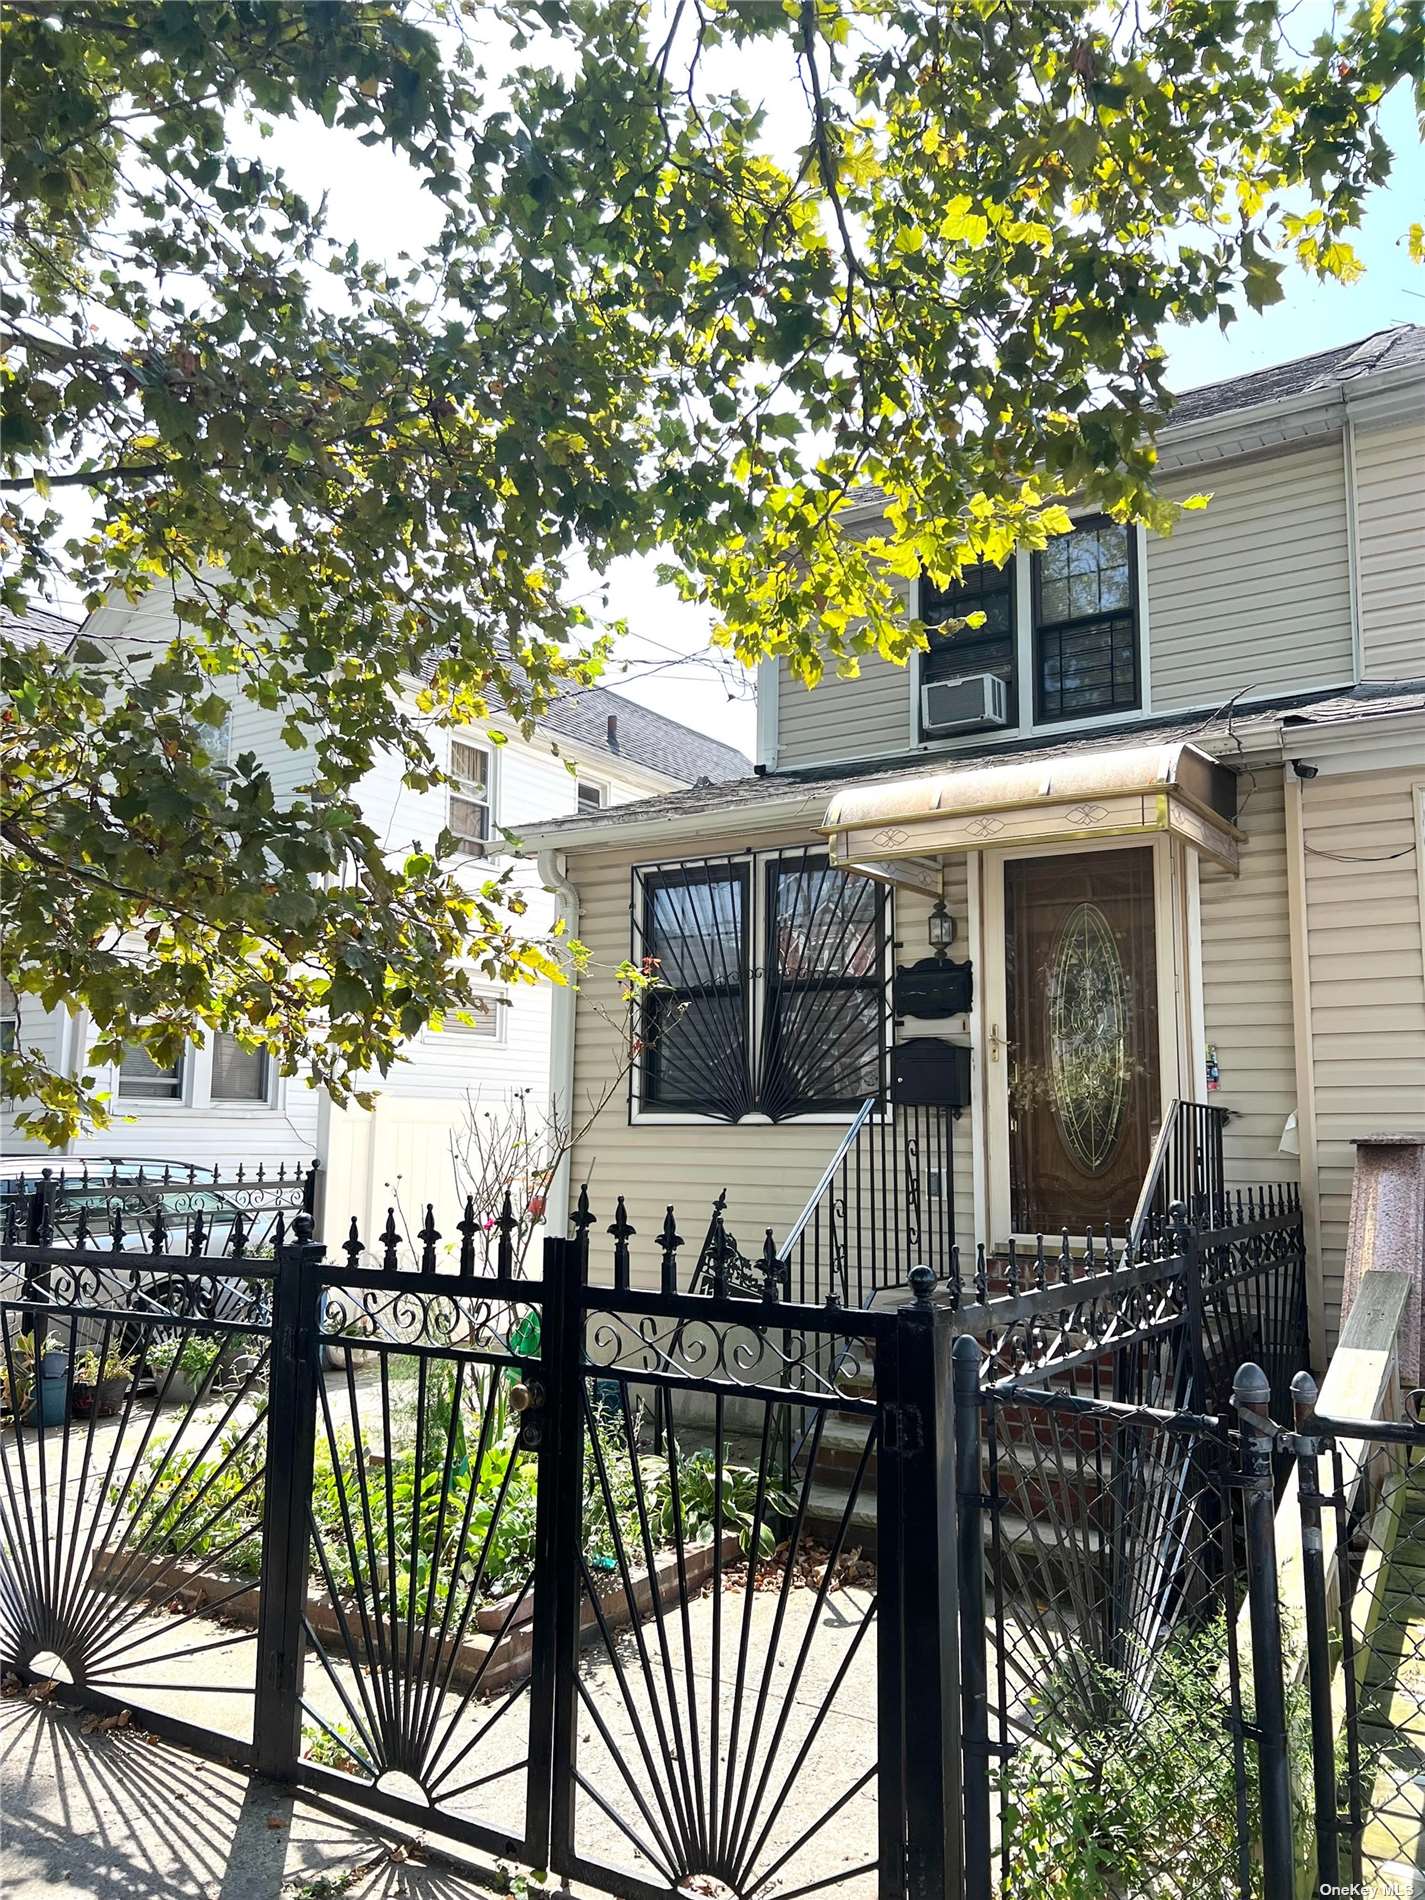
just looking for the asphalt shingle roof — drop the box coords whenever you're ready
[522,678,1425,845]
[1,604,79,653]
[536,681,748,784]
[1166,324,1425,427]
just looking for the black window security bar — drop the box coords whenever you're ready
[920,558,1017,724]
[637,858,752,1117]
[631,848,891,1123]
[1032,516,1140,722]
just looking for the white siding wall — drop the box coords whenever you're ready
[1148,442,1354,710]
[1301,767,1425,1332]
[1199,768,1300,1186]
[564,832,975,1290]
[776,651,911,771]
[1353,416,1425,681]
[1,594,664,1213]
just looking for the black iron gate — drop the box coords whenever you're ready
[0,1204,962,1900]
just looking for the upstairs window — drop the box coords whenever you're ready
[577,779,606,815]
[449,740,493,857]
[1032,520,1139,723]
[210,1033,270,1102]
[634,850,888,1121]
[920,560,1016,733]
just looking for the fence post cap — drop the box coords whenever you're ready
[908,1264,936,1304]
[1290,1368,1319,1410]
[292,1212,314,1245]
[952,1332,980,1367]
[1231,1361,1270,1408]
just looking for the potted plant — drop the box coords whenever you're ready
[146,1335,219,1405]
[73,1346,137,1418]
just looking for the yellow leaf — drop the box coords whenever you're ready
[1181,493,1212,511]
[1410,222,1425,266]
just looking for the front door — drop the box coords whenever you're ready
[1004,847,1161,1234]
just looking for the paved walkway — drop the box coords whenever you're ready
[0,1690,504,1900]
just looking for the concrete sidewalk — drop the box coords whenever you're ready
[0,1692,509,1900]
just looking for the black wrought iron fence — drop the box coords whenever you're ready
[1286,1375,1425,1899]
[0,1187,963,1900]
[0,1156,320,1259]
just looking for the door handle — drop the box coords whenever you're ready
[988,1022,1011,1063]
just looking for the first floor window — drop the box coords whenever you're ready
[1033,520,1139,722]
[210,1032,270,1102]
[118,1045,185,1101]
[920,559,1017,731]
[635,850,888,1121]
[641,863,751,1116]
[449,740,493,856]
[760,857,886,1118]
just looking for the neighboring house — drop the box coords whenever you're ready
[522,324,1425,1362]
[0,593,747,1241]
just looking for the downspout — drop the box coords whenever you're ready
[538,848,580,1228]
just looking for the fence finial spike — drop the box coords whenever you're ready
[344,1215,363,1268]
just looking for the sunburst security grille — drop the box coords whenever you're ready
[633,850,889,1122]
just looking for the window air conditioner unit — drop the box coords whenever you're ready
[921,672,1010,736]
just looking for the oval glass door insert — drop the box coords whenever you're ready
[1047,901,1129,1174]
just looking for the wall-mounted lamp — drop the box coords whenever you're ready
[928,897,956,959]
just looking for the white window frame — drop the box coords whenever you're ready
[628,849,895,1127]
[906,523,1153,757]
[207,1030,276,1106]
[576,776,608,817]
[425,988,508,1046]
[449,736,496,859]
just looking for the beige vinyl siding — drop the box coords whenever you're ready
[1353,417,1425,681]
[775,652,913,770]
[565,832,974,1288]
[1301,768,1425,1333]
[1199,768,1299,1188]
[1148,441,1354,711]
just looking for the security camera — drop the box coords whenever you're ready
[1291,759,1319,780]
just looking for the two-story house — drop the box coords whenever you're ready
[521,324,1425,1361]
[1,592,747,1239]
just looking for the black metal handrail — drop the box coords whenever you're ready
[777,1097,956,1307]
[1129,1098,1227,1251]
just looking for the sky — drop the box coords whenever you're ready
[40,25,1425,763]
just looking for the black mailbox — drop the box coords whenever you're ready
[893,956,973,1019]
[892,1037,971,1109]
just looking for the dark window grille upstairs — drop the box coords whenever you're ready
[1032,518,1140,723]
[920,559,1017,730]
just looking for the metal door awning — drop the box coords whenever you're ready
[823,739,1242,879]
